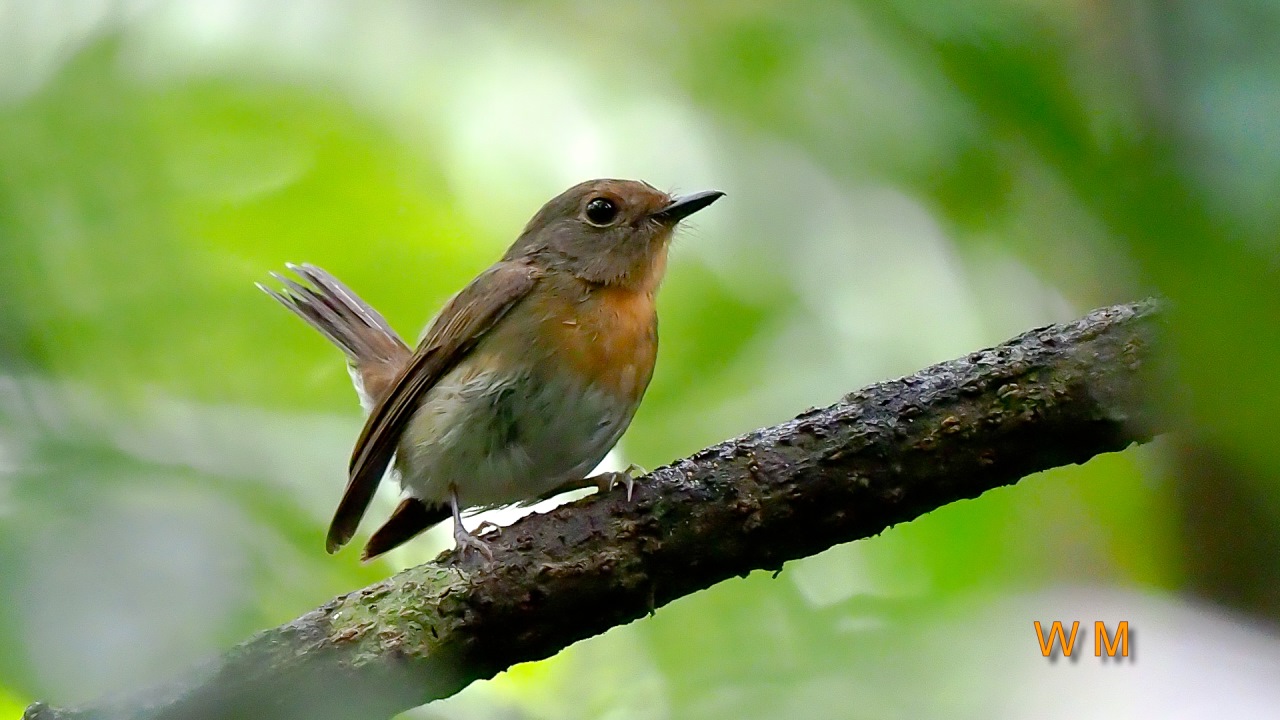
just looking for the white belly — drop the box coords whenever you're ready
[393,363,631,509]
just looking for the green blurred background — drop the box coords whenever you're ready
[1,1,1278,718]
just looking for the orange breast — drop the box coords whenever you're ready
[541,282,658,404]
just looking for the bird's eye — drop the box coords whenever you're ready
[584,197,619,226]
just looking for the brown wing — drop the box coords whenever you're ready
[325,261,542,553]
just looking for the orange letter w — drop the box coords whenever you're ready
[1034,621,1080,657]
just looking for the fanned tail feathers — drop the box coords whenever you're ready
[257,263,409,364]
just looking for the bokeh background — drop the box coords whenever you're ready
[2,1,1279,718]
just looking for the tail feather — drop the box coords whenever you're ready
[289,263,402,347]
[258,263,412,405]
[361,497,450,561]
[258,263,408,361]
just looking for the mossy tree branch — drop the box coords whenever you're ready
[24,300,1167,720]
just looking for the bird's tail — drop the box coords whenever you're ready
[258,263,411,406]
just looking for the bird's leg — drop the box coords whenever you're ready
[522,464,648,506]
[450,488,494,562]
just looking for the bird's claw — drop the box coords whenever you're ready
[473,520,502,538]
[595,463,646,502]
[454,524,495,563]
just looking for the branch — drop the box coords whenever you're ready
[24,300,1167,720]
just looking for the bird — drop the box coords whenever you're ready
[258,179,723,561]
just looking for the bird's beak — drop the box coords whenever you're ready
[651,190,725,223]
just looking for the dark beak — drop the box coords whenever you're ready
[651,190,725,223]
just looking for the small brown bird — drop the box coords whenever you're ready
[259,179,723,561]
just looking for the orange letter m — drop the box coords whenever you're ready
[1034,621,1080,657]
[1095,621,1130,658]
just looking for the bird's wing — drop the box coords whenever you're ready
[326,261,542,552]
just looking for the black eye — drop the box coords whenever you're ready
[584,197,619,226]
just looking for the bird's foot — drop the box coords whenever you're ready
[454,523,495,563]
[473,519,502,538]
[593,463,646,502]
